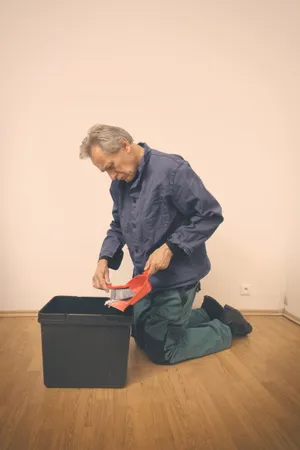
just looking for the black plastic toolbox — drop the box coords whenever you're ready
[38,296,133,388]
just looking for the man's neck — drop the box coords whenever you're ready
[132,143,145,165]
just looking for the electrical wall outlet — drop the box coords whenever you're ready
[240,284,252,296]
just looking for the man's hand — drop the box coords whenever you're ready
[93,259,111,292]
[144,244,173,277]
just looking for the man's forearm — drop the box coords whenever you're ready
[99,196,126,270]
[99,227,125,270]
[167,211,223,256]
[169,161,223,256]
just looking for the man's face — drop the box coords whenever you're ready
[90,144,138,182]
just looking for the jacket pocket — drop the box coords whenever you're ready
[144,197,170,230]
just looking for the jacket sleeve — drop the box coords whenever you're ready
[99,190,125,270]
[167,161,224,256]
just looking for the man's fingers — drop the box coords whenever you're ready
[100,276,109,292]
[104,270,111,286]
[144,245,172,277]
[92,277,99,289]
[93,274,109,292]
[145,256,160,276]
[144,259,150,271]
[148,263,158,277]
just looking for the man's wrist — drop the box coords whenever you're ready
[162,243,174,257]
[98,256,109,265]
[165,241,183,256]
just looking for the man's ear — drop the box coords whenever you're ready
[121,138,131,153]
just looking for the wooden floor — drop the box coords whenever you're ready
[0,316,300,450]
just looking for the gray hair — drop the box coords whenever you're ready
[79,124,133,159]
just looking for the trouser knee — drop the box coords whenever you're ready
[139,331,170,365]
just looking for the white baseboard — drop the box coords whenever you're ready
[283,310,300,326]
[240,309,284,316]
[0,310,38,317]
[0,308,285,318]
[0,308,299,327]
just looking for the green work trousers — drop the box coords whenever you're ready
[132,283,232,364]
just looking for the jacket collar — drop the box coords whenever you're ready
[129,142,151,190]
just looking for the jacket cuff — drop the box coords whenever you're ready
[166,241,186,257]
[98,248,124,270]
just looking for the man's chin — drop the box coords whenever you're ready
[124,173,135,182]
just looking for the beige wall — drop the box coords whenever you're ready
[286,133,300,317]
[286,227,300,318]
[1,0,299,311]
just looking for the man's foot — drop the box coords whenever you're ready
[221,305,253,337]
[202,295,224,320]
[202,296,253,337]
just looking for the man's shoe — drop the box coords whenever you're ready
[201,295,224,320]
[220,305,253,337]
